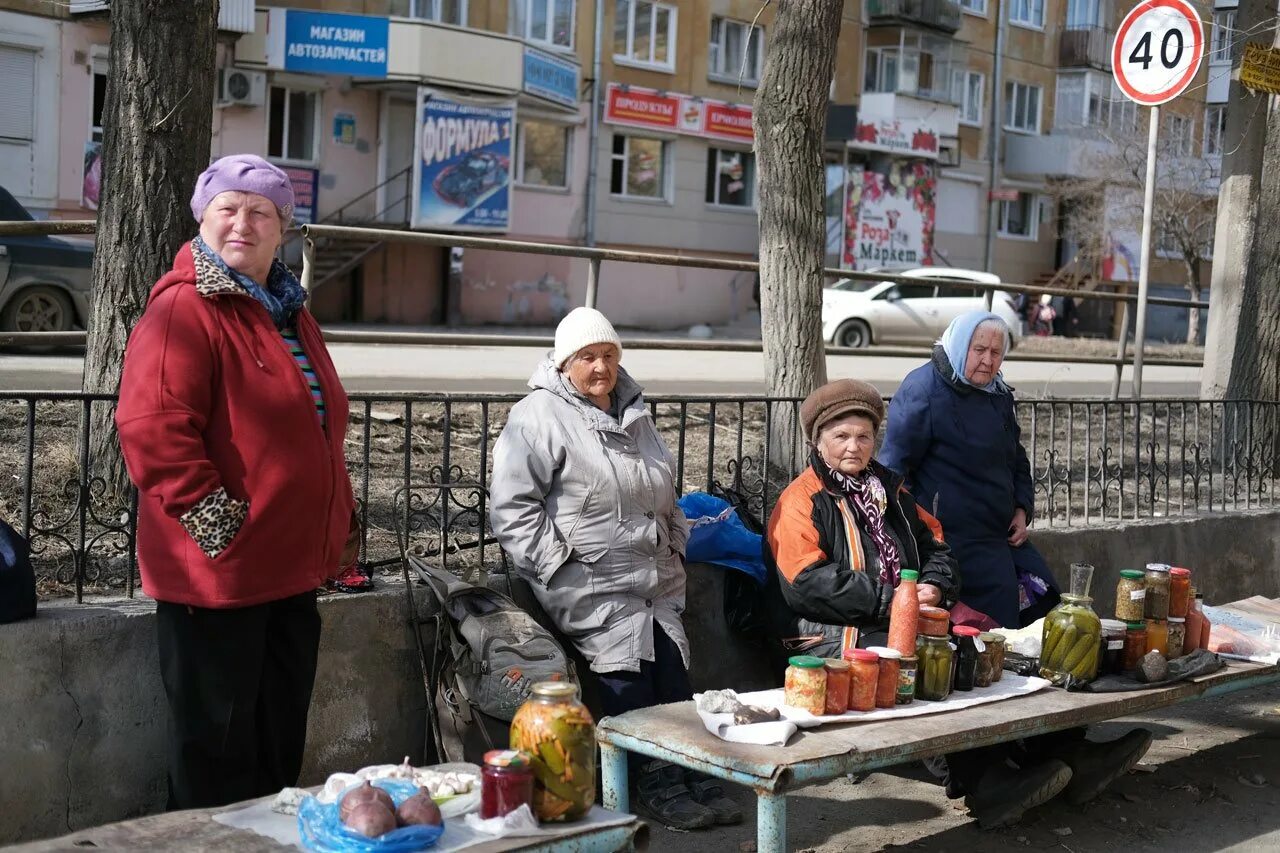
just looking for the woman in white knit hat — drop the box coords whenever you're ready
[490,307,738,831]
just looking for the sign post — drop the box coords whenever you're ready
[1111,0,1203,397]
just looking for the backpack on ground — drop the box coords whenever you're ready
[0,518,35,624]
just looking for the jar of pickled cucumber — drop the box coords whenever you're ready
[510,681,596,822]
[916,635,954,701]
[1039,593,1102,686]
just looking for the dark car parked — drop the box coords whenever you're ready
[0,186,93,332]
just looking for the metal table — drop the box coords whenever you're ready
[598,661,1280,853]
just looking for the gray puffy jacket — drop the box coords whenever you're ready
[489,359,689,674]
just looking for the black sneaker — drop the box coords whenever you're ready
[1056,729,1154,805]
[635,761,715,831]
[686,770,743,825]
[964,759,1073,830]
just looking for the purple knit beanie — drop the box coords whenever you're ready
[190,154,295,223]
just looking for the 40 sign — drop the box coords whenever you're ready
[1112,0,1205,105]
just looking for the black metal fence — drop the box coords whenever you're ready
[3,392,1278,601]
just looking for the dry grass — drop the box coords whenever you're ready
[1013,335,1204,360]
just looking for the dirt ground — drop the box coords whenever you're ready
[646,679,1280,853]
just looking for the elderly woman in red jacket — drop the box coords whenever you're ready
[116,155,357,810]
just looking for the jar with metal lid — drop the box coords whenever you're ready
[823,659,851,716]
[1166,617,1187,659]
[916,635,954,701]
[952,626,981,691]
[784,655,827,715]
[1099,619,1127,675]
[1144,619,1169,656]
[972,634,998,688]
[896,654,918,704]
[1114,570,1146,621]
[918,606,950,637]
[980,633,1006,682]
[1144,564,1172,620]
[481,749,535,820]
[1122,621,1147,670]
[509,681,596,822]
[843,649,880,711]
[1169,568,1191,618]
[866,646,902,708]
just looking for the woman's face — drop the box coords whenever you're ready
[198,191,285,284]
[564,343,619,401]
[816,413,877,477]
[965,323,1007,386]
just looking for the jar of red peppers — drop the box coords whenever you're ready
[1122,621,1147,670]
[918,606,950,637]
[823,659,852,716]
[866,646,901,708]
[1169,568,1191,618]
[842,648,880,711]
[784,655,826,715]
[481,749,535,820]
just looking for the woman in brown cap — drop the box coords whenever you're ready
[762,378,958,658]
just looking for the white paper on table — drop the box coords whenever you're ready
[694,673,1052,746]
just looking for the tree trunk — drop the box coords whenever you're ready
[83,0,218,501]
[754,0,842,473]
[1183,259,1200,345]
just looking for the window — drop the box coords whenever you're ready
[90,58,107,144]
[705,148,755,207]
[610,133,667,199]
[1065,0,1101,28]
[880,283,937,300]
[959,0,987,15]
[1003,81,1041,133]
[953,70,984,125]
[267,85,319,164]
[0,44,36,143]
[863,35,961,101]
[517,121,570,188]
[864,48,900,93]
[1211,10,1237,63]
[998,193,1038,239]
[1166,113,1193,157]
[392,0,466,23]
[614,0,676,70]
[1009,0,1045,28]
[1205,105,1227,157]
[511,0,575,50]
[708,16,763,85]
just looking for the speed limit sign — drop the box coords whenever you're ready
[1112,0,1205,105]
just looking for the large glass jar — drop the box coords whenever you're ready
[916,635,954,701]
[784,655,827,715]
[509,681,596,823]
[1039,593,1103,685]
[1144,564,1172,620]
[1114,570,1147,622]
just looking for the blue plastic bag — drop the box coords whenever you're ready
[677,492,765,584]
[298,779,445,852]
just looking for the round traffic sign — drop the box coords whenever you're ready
[1112,0,1205,105]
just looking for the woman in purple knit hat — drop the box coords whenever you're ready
[116,154,359,809]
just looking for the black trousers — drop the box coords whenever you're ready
[156,590,321,811]
[594,624,692,718]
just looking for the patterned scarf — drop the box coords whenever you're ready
[192,235,307,331]
[818,455,902,585]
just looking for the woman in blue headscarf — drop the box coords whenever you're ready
[879,310,1058,628]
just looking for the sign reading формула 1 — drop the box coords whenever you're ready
[265,9,389,78]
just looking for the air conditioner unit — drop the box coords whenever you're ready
[217,68,266,107]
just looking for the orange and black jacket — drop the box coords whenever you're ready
[763,452,960,650]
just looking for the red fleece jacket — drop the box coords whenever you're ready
[116,243,354,608]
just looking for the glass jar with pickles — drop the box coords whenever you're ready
[916,635,954,701]
[1040,593,1103,685]
[509,681,596,822]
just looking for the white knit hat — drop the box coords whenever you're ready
[552,307,622,368]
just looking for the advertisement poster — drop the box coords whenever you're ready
[1101,187,1141,282]
[82,142,102,211]
[279,166,319,224]
[412,90,515,232]
[842,159,936,270]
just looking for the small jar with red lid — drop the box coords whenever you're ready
[918,606,950,637]
[1169,568,1192,618]
[842,648,880,711]
[481,749,536,820]
[951,626,982,692]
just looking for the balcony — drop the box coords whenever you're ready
[1059,26,1113,70]
[70,0,256,32]
[866,0,963,34]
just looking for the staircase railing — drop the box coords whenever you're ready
[281,166,414,265]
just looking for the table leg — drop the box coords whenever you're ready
[757,790,787,853]
[600,741,629,813]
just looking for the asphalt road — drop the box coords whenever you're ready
[0,343,1202,397]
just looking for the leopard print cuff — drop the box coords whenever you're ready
[179,487,248,558]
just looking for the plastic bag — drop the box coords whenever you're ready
[677,492,765,584]
[298,779,445,852]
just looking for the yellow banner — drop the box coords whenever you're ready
[1240,43,1280,96]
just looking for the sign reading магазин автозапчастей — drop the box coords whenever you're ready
[265,9,389,78]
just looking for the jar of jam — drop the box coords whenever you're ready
[784,655,827,715]
[1122,621,1147,670]
[1100,619,1127,675]
[481,749,535,820]
[1166,617,1187,659]
[823,659,852,716]
[896,654,918,704]
[952,626,981,691]
[1169,568,1191,617]
[918,606,950,637]
[916,635,954,701]
[866,646,902,708]
[842,649,880,712]
[1144,619,1169,656]
[980,633,1006,683]
[1144,564,1172,620]
[1114,570,1146,621]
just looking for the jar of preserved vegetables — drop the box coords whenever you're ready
[1144,619,1169,656]
[1122,621,1147,670]
[1040,593,1103,686]
[916,635,954,701]
[481,750,535,820]
[866,646,901,708]
[897,654,918,704]
[510,681,596,822]
[980,633,1006,683]
[1144,564,1172,620]
[784,656,827,715]
[823,659,851,716]
[1169,568,1191,618]
[952,626,981,691]
[1114,570,1146,622]
[1100,619,1127,675]
[843,649,880,712]
[918,606,950,637]
[1166,617,1187,659]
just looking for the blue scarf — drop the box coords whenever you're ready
[938,309,1011,394]
[192,236,307,331]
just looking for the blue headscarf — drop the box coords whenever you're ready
[938,310,1011,394]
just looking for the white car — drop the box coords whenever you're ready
[821,267,1023,348]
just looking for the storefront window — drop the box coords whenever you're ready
[610,133,667,199]
[267,85,319,164]
[705,148,754,207]
[518,121,571,188]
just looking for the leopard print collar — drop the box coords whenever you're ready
[191,246,247,299]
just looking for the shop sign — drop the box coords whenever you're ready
[1241,42,1280,96]
[523,47,580,109]
[604,85,680,131]
[989,188,1019,202]
[279,166,319,224]
[412,89,515,232]
[266,9,389,78]
[604,83,754,143]
[849,117,940,159]
[843,159,937,270]
[704,102,754,143]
